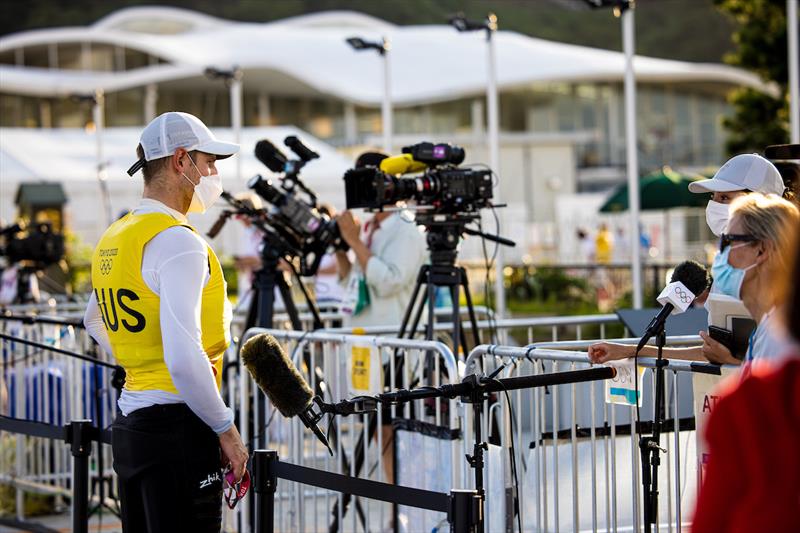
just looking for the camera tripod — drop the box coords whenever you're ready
[331,213,514,532]
[240,227,372,532]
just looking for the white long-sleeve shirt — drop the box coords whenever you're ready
[343,211,428,328]
[84,199,234,434]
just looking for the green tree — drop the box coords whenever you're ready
[715,0,791,154]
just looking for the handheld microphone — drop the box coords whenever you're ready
[206,212,231,239]
[379,153,428,175]
[240,333,333,456]
[254,140,289,174]
[636,260,711,353]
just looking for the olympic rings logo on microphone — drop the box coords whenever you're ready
[673,286,692,304]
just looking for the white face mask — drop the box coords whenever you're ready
[705,200,729,237]
[182,156,222,214]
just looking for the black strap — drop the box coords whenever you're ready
[0,332,117,369]
[0,415,66,440]
[273,461,449,513]
[127,157,146,176]
[0,416,113,444]
[689,362,723,375]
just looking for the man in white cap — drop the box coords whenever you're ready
[688,153,787,236]
[83,112,248,532]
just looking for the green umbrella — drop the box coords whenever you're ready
[599,167,708,213]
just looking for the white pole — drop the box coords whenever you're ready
[623,8,643,309]
[789,0,799,143]
[382,38,393,153]
[230,75,243,184]
[486,18,506,319]
[93,89,112,226]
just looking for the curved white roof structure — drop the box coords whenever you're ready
[0,6,772,105]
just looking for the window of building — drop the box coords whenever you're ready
[106,88,144,126]
[0,49,16,65]
[22,45,49,68]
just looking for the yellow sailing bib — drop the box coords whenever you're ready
[90,212,231,393]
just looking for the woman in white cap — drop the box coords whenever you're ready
[588,154,791,366]
[590,193,799,365]
[688,153,788,237]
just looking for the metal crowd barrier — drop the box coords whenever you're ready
[0,416,112,533]
[234,327,460,533]
[0,315,118,525]
[323,313,623,347]
[463,340,739,533]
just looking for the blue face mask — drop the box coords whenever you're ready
[710,244,757,300]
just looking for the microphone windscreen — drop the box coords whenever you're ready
[379,154,428,175]
[255,140,287,173]
[240,333,314,417]
[670,260,711,296]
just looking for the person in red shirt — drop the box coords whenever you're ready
[692,232,800,532]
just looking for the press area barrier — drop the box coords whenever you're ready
[0,310,121,529]
[321,313,622,347]
[463,340,739,533]
[2,301,740,533]
[232,327,462,533]
[0,410,113,533]
[250,449,481,533]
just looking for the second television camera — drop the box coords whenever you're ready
[247,137,346,276]
[0,222,65,267]
[343,142,493,214]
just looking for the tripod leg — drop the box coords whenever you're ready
[450,281,464,359]
[460,267,482,347]
[407,281,430,342]
[398,267,428,339]
[276,273,302,331]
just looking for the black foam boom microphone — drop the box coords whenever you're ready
[254,139,288,173]
[240,333,333,456]
[636,260,711,353]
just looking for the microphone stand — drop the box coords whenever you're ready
[639,321,668,533]
[308,365,616,533]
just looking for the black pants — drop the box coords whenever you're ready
[112,403,223,533]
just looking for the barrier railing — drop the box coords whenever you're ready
[463,341,738,533]
[252,449,480,533]
[0,416,113,533]
[322,313,623,347]
[0,316,119,525]
[234,327,460,533]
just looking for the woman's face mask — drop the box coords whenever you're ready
[710,244,758,300]
[182,155,222,214]
[705,200,729,237]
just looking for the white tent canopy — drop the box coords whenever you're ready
[0,7,774,104]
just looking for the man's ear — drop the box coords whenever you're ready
[171,148,187,173]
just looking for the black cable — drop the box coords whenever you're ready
[489,377,522,533]
[634,348,642,433]
[247,407,279,447]
[478,218,498,344]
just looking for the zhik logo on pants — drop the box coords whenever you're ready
[199,471,221,489]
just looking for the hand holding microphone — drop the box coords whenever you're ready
[588,261,711,363]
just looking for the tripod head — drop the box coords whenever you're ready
[415,211,516,266]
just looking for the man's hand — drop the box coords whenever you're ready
[219,425,248,482]
[588,342,634,364]
[336,211,362,247]
[699,331,741,365]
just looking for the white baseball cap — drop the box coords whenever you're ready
[688,153,786,196]
[127,112,239,176]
